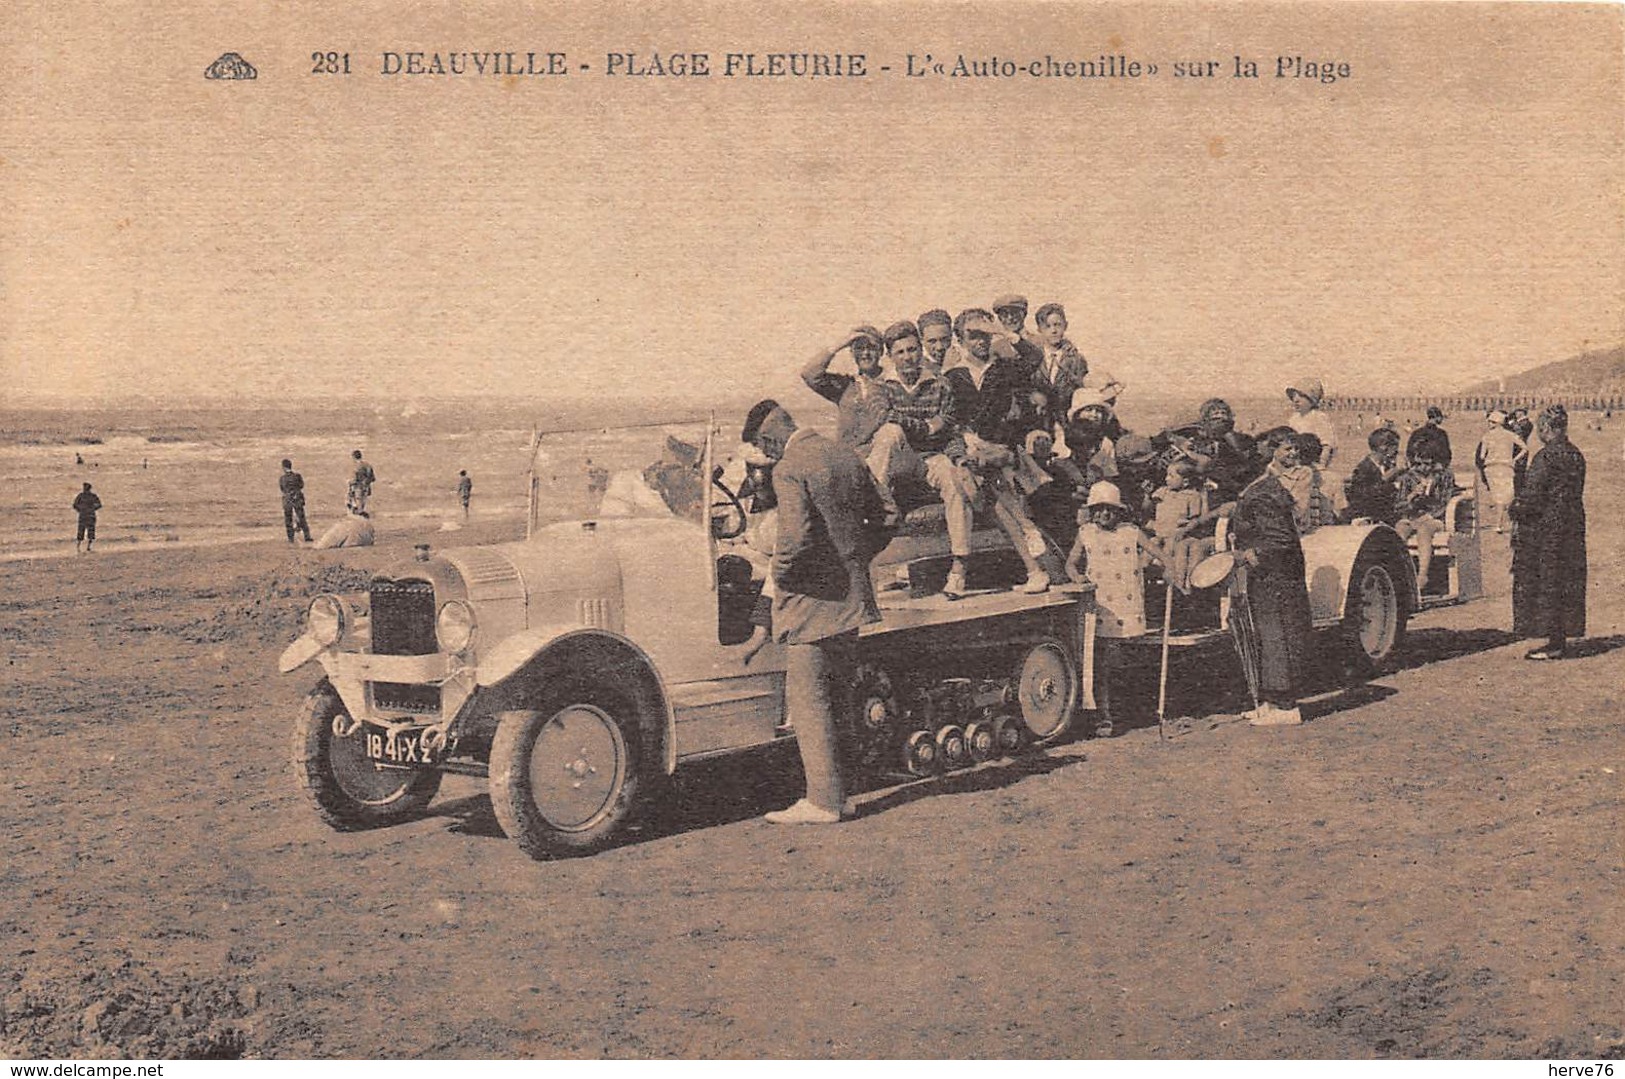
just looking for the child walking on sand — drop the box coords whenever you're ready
[1064,481,1169,737]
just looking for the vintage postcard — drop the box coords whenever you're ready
[2,0,1621,1063]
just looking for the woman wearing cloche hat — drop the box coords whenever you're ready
[1284,375,1338,470]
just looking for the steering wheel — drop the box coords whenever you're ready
[709,469,748,540]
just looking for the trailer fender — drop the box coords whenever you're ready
[1300,523,1415,625]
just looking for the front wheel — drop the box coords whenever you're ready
[1342,556,1409,676]
[488,686,645,859]
[292,680,442,831]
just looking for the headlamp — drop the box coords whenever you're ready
[436,600,477,653]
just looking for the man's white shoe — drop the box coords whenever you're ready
[1249,704,1303,727]
[943,567,968,598]
[1018,571,1051,595]
[764,799,844,825]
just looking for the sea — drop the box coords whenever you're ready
[0,391,1430,563]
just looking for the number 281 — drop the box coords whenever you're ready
[311,51,350,74]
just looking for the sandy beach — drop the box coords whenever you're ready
[0,418,1620,1059]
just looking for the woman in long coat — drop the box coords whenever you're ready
[1230,429,1317,725]
[1510,405,1587,660]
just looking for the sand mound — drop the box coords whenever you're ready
[178,562,372,645]
[1,957,263,1059]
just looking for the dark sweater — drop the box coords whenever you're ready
[943,358,1029,448]
[1343,457,1398,525]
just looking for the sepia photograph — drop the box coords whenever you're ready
[2,0,1621,1062]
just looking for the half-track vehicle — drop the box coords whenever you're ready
[280,419,1482,860]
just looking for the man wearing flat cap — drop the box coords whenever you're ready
[740,399,892,824]
[943,308,1052,592]
[991,293,1044,373]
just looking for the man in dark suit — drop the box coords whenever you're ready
[1406,405,1452,470]
[742,399,892,824]
[280,459,313,543]
[1343,427,1401,525]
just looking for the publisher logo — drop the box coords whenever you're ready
[205,52,258,80]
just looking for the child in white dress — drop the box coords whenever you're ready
[1064,481,1169,735]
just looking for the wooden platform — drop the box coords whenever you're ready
[865,582,1093,637]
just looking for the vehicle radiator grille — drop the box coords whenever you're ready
[369,577,440,714]
[370,578,437,655]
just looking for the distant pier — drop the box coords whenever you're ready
[1328,393,1621,414]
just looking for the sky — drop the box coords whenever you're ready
[3,1,1622,409]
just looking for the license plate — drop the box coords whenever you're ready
[361,724,439,768]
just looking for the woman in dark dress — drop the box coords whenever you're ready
[1229,429,1316,725]
[1510,405,1587,660]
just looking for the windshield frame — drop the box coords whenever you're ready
[524,414,725,593]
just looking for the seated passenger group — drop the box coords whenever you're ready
[800,297,1137,596]
[790,294,1458,602]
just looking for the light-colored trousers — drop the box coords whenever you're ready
[785,631,858,812]
[865,424,973,557]
[1396,514,1441,584]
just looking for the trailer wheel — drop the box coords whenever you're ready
[292,680,441,831]
[489,685,644,859]
[1343,555,1408,676]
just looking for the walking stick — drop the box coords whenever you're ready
[1156,581,1175,741]
[1229,566,1263,714]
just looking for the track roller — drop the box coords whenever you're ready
[861,696,892,734]
[901,729,939,776]
[935,724,969,770]
[964,718,996,763]
[991,713,1025,756]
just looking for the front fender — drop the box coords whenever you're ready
[475,624,596,687]
[278,634,322,674]
[477,626,677,776]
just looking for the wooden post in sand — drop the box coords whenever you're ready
[525,426,540,540]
